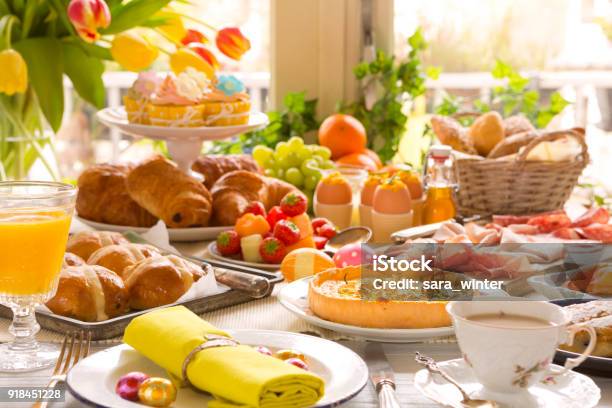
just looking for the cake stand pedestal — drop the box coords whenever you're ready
[96,107,268,173]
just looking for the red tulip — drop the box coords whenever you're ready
[187,43,219,69]
[215,27,251,60]
[181,29,208,45]
[67,0,111,43]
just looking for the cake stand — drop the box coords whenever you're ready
[96,106,269,173]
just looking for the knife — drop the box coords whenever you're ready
[365,342,401,408]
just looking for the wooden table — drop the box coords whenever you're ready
[1,234,611,407]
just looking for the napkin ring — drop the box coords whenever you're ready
[181,334,240,386]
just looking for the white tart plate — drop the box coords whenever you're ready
[207,241,281,270]
[278,277,455,343]
[414,358,600,408]
[76,216,231,242]
[96,107,269,141]
[66,329,367,408]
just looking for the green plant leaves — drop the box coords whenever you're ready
[63,42,105,109]
[13,37,64,132]
[102,0,172,34]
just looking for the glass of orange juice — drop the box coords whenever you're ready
[0,181,76,372]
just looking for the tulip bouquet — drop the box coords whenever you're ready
[0,0,250,180]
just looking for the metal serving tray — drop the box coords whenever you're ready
[0,258,282,341]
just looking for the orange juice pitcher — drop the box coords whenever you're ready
[422,145,457,224]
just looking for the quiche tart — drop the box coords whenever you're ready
[308,266,452,329]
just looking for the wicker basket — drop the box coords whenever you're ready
[454,130,589,216]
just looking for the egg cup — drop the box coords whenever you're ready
[359,204,373,229]
[314,199,353,230]
[371,210,413,243]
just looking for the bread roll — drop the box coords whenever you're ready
[487,130,540,158]
[87,243,161,279]
[63,252,85,268]
[123,255,205,310]
[430,116,477,155]
[468,111,505,156]
[126,156,213,228]
[503,115,535,137]
[66,231,129,261]
[46,265,129,322]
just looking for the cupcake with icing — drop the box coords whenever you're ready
[124,72,161,124]
[147,68,210,127]
[201,75,251,126]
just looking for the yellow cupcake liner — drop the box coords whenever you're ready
[202,100,251,126]
[147,104,207,127]
[124,96,150,125]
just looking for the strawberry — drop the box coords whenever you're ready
[311,217,331,231]
[317,223,337,239]
[273,220,301,245]
[242,201,266,217]
[259,237,286,264]
[313,236,328,250]
[280,192,307,216]
[216,230,241,256]
[266,206,288,229]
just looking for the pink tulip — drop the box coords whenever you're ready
[67,0,111,43]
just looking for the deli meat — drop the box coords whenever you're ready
[580,223,612,243]
[572,207,610,227]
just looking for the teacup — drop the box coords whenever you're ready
[447,301,596,393]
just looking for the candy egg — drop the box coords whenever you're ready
[115,371,149,401]
[254,345,273,356]
[137,377,177,407]
[274,349,306,362]
[285,357,309,371]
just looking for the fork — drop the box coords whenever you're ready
[32,331,91,408]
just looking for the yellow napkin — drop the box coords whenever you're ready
[124,306,324,407]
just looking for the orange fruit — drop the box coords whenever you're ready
[318,114,367,159]
[363,149,382,169]
[336,152,378,172]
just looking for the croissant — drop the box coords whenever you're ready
[192,154,260,189]
[66,231,129,261]
[123,255,206,310]
[46,265,129,322]
[76,163,158,227]
[126,156,213,228]
[210,170,298,225]
[87,243,161,279]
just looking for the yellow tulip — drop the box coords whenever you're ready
[111,31,159,71]
[155,9,187,44]
[170,48,215,78]
[0,49,28,95]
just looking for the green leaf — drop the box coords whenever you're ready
[62,43,105,108]
[408,27,426,51]
[103,0,172,34]
[426,66,441,80]
[13,38,64,132]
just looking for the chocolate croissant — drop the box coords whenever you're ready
[123,255,205,310]
[126,156,213,228]
[210,170,298,225]
[46,265,129,322]
[76,163,158,227]
[87,243,161,279]
[66,231,129,261]
[192,154,260,189]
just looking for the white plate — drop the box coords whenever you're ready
[414,358,600,408]
[66,329,368,408]
[278,277,455,343]
[96,107,269,141]
[207,241,280,270]
[76,215,231,242]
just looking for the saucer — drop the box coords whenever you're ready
[414,358,600,408]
